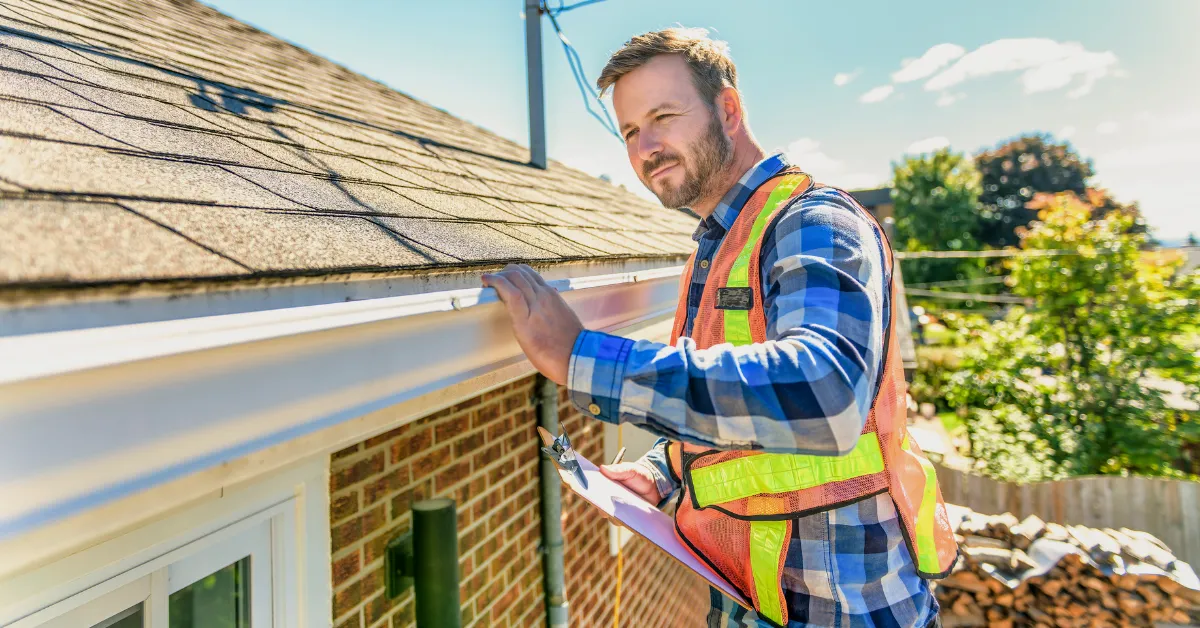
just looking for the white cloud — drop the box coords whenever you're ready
[935,92,965,107]
[891,43,966,83]
[784,138,887,190]
[859,85,894,104]
[1096,120,1119,134]
[1059,125,1076,139]
[923,38,1117,98]
[905,136,951,154]
[833,70,861,87]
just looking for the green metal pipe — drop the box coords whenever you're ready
[412,498,462,627]
[535,375,570,628]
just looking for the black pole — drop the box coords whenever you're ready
[412,498,461,627]
[524,0,547,169]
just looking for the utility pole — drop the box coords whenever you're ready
[524,0,547,169]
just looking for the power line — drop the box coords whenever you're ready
[541,2,623,143]
[548,0,607,15]
[908,276,1008,289]
[905,288,1030,304]
[895,249,1092,260]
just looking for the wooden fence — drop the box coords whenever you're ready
[935,464,1200,568]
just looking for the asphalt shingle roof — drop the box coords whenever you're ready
[0,0,695,291]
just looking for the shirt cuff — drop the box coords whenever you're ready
[567,330,633,424]
[636,438,679,507]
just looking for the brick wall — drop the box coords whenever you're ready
[329,375,709,628]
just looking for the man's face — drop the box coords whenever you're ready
[612,55,732,209]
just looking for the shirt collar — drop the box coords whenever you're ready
[690,152,790,242]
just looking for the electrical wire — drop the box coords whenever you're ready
[541,2,624,142]
[548,0,608,16]
[904,288,1030,304]
[895,248,1113,260]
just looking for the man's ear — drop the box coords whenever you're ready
[716,86,744,137]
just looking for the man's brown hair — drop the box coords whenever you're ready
[596,27,737,109]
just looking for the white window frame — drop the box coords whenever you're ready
[0,460,328,628]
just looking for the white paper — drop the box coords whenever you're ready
[554,450,749,607]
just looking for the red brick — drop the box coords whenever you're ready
[455,475,487,505]
[473,402,502,427]
[389,428,431,464]
[363,466,411,506]
[333,579,362,620]
[363,590,395,626]
[332,443,361,461]
[410,446,450,482]
[330,491,360,523]
[362,529,395,567]
[331,452,385,492]
[390,599,414,626]
[452,431,485,457]
[499,393,520,414]
[334,614,360,628]
[485,416,513,441]
[365,424,410,450]
[490,586,519,621]
[434,414,470,444]
[361,568,383,598]
[332,505,385,553]
[332,551,361,588]
[361,505,387,537]
[434,460,471,492]
[451,397,480,414]
[471,443,502,470]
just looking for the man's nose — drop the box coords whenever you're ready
[636,129,663,163]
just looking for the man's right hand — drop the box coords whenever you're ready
[599,462,663,506]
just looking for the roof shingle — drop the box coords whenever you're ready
[0,0,692,292]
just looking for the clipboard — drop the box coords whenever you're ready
[537,427,750,608]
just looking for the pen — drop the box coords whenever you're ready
[610,447,626,465]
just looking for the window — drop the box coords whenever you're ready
[2,462,328,628]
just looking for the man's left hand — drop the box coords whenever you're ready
[482,264,584,385]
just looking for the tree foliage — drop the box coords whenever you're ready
[892,148,988,287]
[944,192,1200,480]
[975,134,1093,248]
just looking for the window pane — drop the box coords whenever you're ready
[92,604,143,628]
[169,556,251,628]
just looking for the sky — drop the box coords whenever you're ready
[202,0,1200,241]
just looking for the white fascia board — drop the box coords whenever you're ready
[0,266,684,541]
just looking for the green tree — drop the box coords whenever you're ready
[946,192,1200,479]
[974,134,1093,248]
[1188,232,1198,247]
[891,148,988,287]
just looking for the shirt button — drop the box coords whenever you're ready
[587,403,601,416]
[699,259,710,269]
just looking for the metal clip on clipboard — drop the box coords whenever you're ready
[536,426,588,489]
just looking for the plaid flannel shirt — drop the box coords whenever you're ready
[567,153,938,627]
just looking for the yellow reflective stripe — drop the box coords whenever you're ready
[749,520,787,625]
[907,437,943,573]
[690,433,884,507]
[722,174,809,347]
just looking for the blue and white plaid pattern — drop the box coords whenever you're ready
[567,153,938,627]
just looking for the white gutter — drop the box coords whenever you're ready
[0,265,684,541]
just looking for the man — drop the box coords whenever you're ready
[483,28,955,628]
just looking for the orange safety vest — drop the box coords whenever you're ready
[665,169,958,627]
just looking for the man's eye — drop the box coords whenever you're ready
[656,114,674,122]
[624,130,638,141]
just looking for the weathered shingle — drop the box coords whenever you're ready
[0,0,694,293]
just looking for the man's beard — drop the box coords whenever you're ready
[643,114,732,209]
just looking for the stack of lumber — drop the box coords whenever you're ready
[937,506,1200,627]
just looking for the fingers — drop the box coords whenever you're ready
[598,463,640,481]
[481,272,529,318]
[502,265,540,307]
[513,264,550,289]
